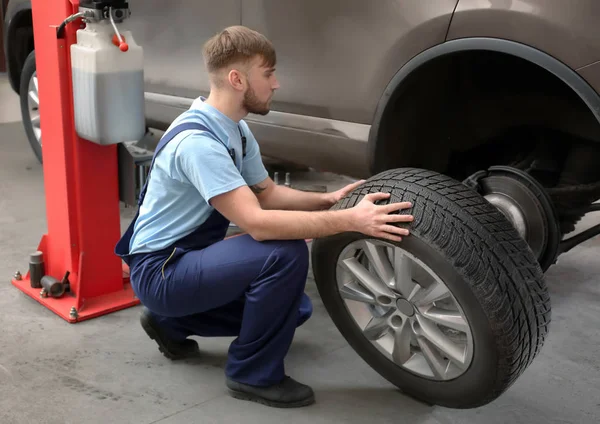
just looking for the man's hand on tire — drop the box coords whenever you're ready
[349,192,414,242]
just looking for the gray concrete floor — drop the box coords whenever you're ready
[0,74,599,424]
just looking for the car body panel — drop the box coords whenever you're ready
[125,0,241,100]
[139,0,459,177]
[143,92,374,177]
[241,0,459,125]
[448,0,600,70]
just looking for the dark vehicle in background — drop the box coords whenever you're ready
[5,0,600,409]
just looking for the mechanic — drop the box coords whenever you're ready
[115,25,414,408]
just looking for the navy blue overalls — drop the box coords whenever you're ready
[115,122,313,387]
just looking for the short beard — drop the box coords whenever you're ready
[243,85,270,116]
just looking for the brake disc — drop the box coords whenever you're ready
[464,166,561,271]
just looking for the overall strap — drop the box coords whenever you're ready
[138,122,215,206]
[238,125,247,158]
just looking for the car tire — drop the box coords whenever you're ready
[19,50,43,164]
[311,168,551,409]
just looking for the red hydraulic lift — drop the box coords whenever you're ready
[11,0,142,322]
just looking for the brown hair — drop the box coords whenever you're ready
[203,26,276,73]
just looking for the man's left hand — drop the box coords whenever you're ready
[327,179,367,206]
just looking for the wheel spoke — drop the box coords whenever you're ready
[421,307,468,332]
[28,90,39,107]
[415,315,467,369]
[393,250,416,298]
[411,281,451,307]
[360,241,394,286]
[391,319,413,364]
[33,75,39,92]
[339,281,377,305]
[362,316,389,340]
[342,257,396,305]
[30,114,41,128]
[416,336,448,379]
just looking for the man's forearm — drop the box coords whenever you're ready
[250,208,354,241]
[259,184,334,211]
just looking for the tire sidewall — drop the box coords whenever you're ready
[312,231,500,408]
[19,50,42,164]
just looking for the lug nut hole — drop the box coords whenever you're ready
[377,296,392,305]
[391,315,403,328]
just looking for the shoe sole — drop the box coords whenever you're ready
[141,313,202,361]
[227,388,315,408]
[140,315,180,360]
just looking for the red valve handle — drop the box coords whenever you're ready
[112,34,129,52]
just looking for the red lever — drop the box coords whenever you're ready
[112,34,129,52]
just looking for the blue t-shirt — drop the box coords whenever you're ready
[128,97,269,254]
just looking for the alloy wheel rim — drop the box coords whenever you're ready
[27,71,42,146]
[335,240,474,381]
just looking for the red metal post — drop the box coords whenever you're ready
[11,0,139,322]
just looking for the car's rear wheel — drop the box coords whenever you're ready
[311,168,551,408]
[19,51,42,163]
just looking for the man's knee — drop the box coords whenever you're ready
[256,239,308,294]
[273,239,309,270]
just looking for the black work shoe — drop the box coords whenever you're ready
[226,376,315,408]
[140,307,200,360]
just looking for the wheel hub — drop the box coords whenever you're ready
[395,298,415,317]
[336,240,474,381]
[464,166,561,271]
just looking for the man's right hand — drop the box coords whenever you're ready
[348,193,414,242]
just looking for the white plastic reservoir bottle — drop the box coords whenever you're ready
[71,20,145,145]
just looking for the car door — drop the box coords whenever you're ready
[125,0,241,128]
[241,0,459,125]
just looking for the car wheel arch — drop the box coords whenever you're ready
[367,37,600,175]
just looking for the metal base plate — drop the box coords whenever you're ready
[11,270,139,323]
